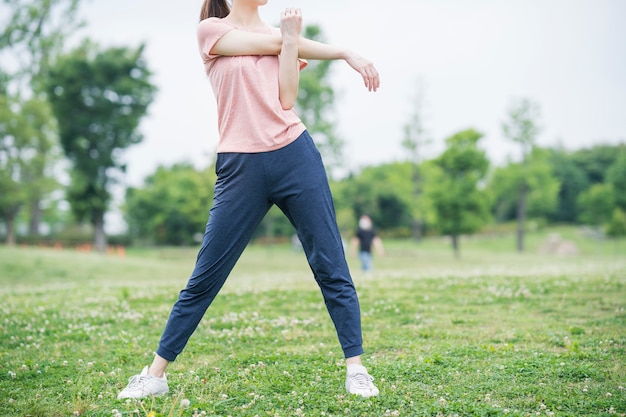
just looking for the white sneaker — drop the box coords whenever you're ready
[118,366,169,399]
[346,364,379,397]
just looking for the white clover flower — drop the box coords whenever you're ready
[606,392,612,397]
[439,397,446,406]
[181,399,191,408]
[540,403,547,410]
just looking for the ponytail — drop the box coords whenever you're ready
[200,0,230,21]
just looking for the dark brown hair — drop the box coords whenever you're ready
[200,0,230,21]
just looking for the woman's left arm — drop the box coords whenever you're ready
[278,8,302,110]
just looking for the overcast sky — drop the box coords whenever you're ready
[77,0,626,189]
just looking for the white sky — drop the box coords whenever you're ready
[77,0,626,189]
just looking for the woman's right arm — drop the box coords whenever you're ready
[210,30,283,56]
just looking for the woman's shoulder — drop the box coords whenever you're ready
[198,17,234,31]
[197,17,236,40]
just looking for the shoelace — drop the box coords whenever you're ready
[126,374,151,390]
[350,372,375,389]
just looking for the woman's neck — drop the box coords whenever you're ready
[225,4,264,29]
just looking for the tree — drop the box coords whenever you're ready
[0,0,82,238]
[295,25,344,179]
[502,98,542,252]
[337,162,416,235]
[0,95,60,244]
[606,151,626,211]
[401,78,431,240]
[572,144,624,185]
[488,147,560,231]
[0,95,23,244]
[606,208,626,238]
[0,0,82,94]
[547,147,590,223]
[430,129,490,258]
[125,163,216,245]
[46,41,157,252]
[577,184,615,227]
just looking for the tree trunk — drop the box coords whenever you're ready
[451,234,460,259]
[516,183,528,252]
[29,200,42,236]
[5,215,16,246]
[93,215,107,253]
[412,219,422,241]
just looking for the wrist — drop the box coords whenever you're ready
[282,35,300,47]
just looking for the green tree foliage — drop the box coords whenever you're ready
[46,41,157,251]
[337,162,417,236]
[489,147,560,225]
[0,0,82,93]
[429,129,490,257]
[0,0,82,238]
[577,183,615,227]
[0,96,59,244]
[125,163,216,245]
[0,95,23,244]
[572,144,624,185]
[606,208,626,237]
[547,148,590,223]
[11,98,60,236]
[502,98,542,252]
[295,25,343,180]
[606,151,626,211]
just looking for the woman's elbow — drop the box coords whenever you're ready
[279,95,297,110]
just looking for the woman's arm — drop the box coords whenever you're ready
[210,30,282,56]
[298,38,380,92]
[278,8,302,110]
[208,21,379,92]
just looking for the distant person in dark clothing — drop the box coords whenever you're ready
[351,215,385,272]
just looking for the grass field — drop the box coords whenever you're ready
[1,227,625,416]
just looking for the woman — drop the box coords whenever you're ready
[118,0,380,399]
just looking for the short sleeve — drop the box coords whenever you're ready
[197,17,235,59]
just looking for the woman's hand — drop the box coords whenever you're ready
[344,51,380,92]
[280,8,302,41]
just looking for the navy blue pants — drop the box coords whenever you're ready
[156,131,363,361]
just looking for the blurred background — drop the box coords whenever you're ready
[1,0,625,255]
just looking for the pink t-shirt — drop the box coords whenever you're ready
[197,17,307,153]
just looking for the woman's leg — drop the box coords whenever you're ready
[155,152,272,363]
[266,132,363,359]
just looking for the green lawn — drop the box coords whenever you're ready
[1,228,625,416]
